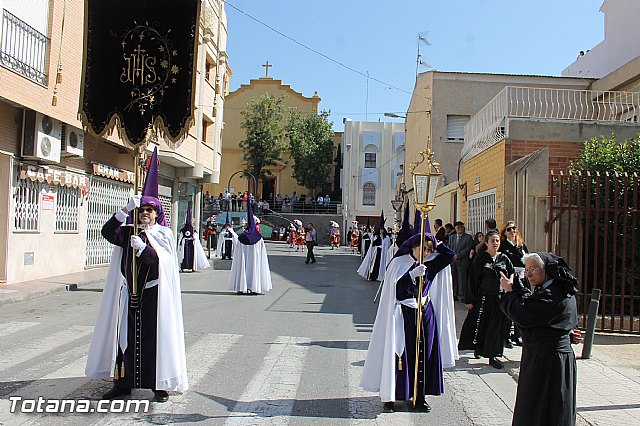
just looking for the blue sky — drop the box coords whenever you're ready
[225,0,604,130]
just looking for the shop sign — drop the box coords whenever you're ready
[20,165,90,191]
[92,163,135,183]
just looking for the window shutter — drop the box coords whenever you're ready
[446,115,469,142]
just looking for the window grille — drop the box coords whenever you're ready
[85,177,133,266]
[364,153,376,168]
[13,178,40,231]
[159,195,172,227]
[55,186,79,232]
[467,189,496,235]
[363,182,376,206]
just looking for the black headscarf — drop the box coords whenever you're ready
[537,252,578,295]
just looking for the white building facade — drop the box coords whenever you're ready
[562,0,640,78]
[342,120,404,230]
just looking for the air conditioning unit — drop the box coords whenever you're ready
[21,110,61,163]
[61,123,84,157]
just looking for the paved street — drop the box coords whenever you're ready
[0,242,639,425]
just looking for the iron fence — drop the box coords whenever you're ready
[548,171,640,333]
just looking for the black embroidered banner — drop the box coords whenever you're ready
[80,0,200,147]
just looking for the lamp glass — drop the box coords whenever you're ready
[428,174,440,204]
[413,174,429,206]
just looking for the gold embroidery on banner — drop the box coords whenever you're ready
[119,22,181,116]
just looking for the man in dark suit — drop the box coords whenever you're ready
[434,218,445,242]
[448,221,475,301]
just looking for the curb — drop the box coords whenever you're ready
[0,277,106,306]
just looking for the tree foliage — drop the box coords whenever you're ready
[286,110,335,194]
[569,133,640,174]
[239,94,287,186]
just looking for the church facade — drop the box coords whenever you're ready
[204,70,330,203]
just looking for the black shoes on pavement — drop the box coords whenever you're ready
[102,386,169,402]
[489,357,503,369]
[504,339,514,349]
[154,390,169,403]
[382,401,394,412]
[413,399,431,412]
[102,386,131,400]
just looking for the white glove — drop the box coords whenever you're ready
[130,235,147,252]
[409,264,427,280]
[125,195,142,212]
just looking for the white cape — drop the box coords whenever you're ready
[228,239,273,293]
[360,253,458,402]
[217,229,238,258]
[85,224,189,392]
[357,236,390,281]
[178,232,210,271]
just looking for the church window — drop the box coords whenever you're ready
[363,182,376,206]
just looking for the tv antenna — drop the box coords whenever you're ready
[416,32,433,77]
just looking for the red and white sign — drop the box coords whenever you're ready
[41,194,55,211]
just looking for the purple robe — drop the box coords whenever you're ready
[394,243,455,400]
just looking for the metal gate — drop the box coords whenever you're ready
[548,171,640,333]
[86,177,133,267]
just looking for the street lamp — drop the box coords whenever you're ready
[384,112,406,119]
[408,143,441,409]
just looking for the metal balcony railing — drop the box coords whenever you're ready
[0,9,49,85]
[463,86,640,159]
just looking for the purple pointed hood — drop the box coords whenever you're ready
[395,204,411,246]
[129,146,167,226]
[238,199,262,245]
[181,201,194,235]
[395,209,436,258]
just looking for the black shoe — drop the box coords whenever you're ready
[504,339,514,349]
[236,291,244,295]
[311,261,316,264]
[305,261,309,264]
[382,401,394,412]
[412,399,431,412]
[513,337,523,346]
[102,386,131,400]
[154,390,169,403]
[489,357,503,369]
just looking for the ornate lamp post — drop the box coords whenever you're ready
[408,144,442,408]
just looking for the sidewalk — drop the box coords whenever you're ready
[0,267,108,305]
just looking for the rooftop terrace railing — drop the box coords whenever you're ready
[463,86,640,159]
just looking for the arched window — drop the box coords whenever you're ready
[363,182,376,206]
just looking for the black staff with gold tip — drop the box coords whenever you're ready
[408,143,442,409]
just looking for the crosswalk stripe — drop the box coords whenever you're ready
[224,336,311,425]
[0,325,93,373]
[91,332,242,426]
[0,321,41,338]
[0,354,90,425]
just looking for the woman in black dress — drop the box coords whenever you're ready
[499,221,529,347]
[458,230,517,369]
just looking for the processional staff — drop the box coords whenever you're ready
[408,143,442,409]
